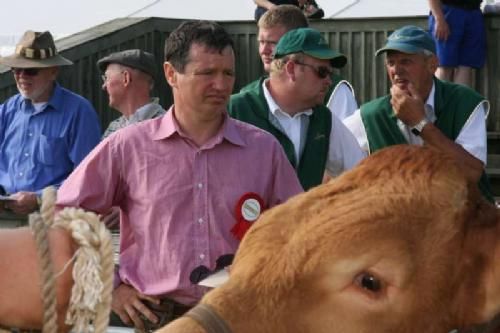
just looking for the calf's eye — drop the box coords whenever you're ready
[361,274,381,292]
[355,273,382,293]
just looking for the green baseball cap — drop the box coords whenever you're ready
[273,28,347,68]
[375,25,436,56]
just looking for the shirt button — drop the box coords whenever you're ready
[28,132,33,137]
[18,172,23,177]
[24,152,29,157]
[198,218,203,224]
[197,183,203,189]
[199,253,205,260]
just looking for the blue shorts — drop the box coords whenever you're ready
[428,5,486,68]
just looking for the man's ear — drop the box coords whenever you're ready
[49,66,60,81]
[427,54,439,75]
[164,62,177,88]
[284,60,296,81]
[122,70,132,86]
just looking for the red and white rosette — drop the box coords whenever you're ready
[231,192,265,241]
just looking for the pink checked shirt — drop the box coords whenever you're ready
[57,108,302,305]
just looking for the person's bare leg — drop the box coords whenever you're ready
[435,66,455,82]
[454,66,474,88]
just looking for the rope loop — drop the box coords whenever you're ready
[28,187,113,333]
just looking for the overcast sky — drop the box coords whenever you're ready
[0,0,429,55]
[0,0,258,37]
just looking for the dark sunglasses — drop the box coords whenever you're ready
[189,253,234,285]
[294,61,333,79]
[12,68,41,76]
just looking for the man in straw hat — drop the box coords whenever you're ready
[0,30,101,215]
[343,25,493,202]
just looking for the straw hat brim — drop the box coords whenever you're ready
[0,54,73,68]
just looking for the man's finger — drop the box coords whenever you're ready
[133,298,159,325]
[116,307,132,326]
[407,83,421,100]
[390,85,398,99]
[138,293,160,304]
[125,303,145,331]
[390,84,405,97]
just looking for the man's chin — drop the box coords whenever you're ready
[18,85,50,102]
[393,82,409,91]
[19,91,35,100]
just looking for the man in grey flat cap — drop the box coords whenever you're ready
[98,49,166,139]
[0,30,101,215]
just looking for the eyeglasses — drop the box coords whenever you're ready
[12,68,41,76]
[101,70,126,83]
[189,254,234,284]
[293,61,333,79]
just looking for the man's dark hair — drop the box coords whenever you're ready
[164,20,234,73]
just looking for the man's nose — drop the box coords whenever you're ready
[262,42,273,55]
[212,74,232,91]
[391,63,403,75]
[324,74,332,85]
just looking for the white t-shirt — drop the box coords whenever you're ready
[342,83,489,164]
[326,81,358,121]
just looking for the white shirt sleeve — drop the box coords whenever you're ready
[455,101,489,165]
[342,109,369,154]
[326,113,367,177]
[326,82,358,121]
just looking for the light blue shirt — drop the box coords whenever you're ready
[0,83,101,195]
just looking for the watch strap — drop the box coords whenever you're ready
[410,118,429,136]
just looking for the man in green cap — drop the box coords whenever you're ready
[241,5,358,121]
[343,25,493,201]
[229,27,365,191]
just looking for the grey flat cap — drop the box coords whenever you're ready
[97,49,156,79]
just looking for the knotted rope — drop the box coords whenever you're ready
[29,187,114,333]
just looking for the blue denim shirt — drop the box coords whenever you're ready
[0,83,101,195]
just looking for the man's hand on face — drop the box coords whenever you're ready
[7,191,39,215]
[390,83,426,127]
[112,283,161,331]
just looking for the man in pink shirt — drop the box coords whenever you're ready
[56,20,302,331]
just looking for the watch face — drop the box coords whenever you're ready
[411,128,421,136]
[411,119,428,136]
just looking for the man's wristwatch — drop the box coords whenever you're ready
[410,118,429,136]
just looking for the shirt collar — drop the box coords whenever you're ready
[152,105,245,147]
[128,97,162,123]
[424,82,436,121]
[262,79,313,118]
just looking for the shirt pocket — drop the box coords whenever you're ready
[37,134,67,166]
